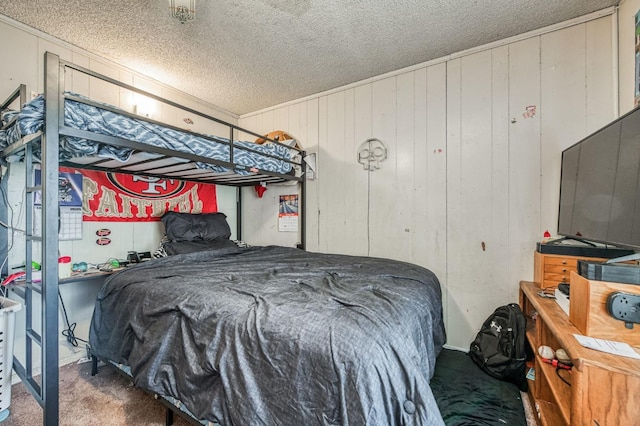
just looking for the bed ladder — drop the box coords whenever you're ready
[8,54,62,425]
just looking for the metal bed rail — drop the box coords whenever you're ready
[0,83,55,418]
[0,54,61,425]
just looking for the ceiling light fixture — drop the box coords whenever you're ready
[170,0,196,24]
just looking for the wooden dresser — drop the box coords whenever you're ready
[519,281,640,425]
[533,251,607,289]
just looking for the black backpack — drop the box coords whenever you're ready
[469,303,528,391]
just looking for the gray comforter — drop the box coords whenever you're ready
[89,245,446,425]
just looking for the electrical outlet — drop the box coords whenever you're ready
[607,292,640,329]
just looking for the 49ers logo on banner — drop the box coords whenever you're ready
[106,174,187,199]
[61,167,218,222]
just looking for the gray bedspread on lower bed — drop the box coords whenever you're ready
[89,245,446,425]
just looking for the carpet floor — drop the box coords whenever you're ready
[4,361,191,426]
[4,349,530,425]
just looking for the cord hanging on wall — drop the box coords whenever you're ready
[357,138,388,171]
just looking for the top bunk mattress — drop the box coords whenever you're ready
[0,93,293,176]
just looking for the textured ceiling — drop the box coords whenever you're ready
[0,0,619,115]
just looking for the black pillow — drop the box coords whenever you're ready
[164,239,239,255]
[161,212,231,242]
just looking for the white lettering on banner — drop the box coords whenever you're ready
[82,176,99,217]
[161,187,203,215]
[82,177,205,219]
[96,186,121,218]
[118,194,151,218]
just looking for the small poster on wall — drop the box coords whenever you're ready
[278,194,299,232]
[34,169,84,240]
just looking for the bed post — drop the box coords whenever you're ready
[236,187,242,241]
[42,51,62,425]
[0,174,8,279]
[165,407,174,426]
[300,151,306,250]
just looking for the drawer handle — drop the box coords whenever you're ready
[562,261,567,265]
[562,268,566,272]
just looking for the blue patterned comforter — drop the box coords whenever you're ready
[0,94,292,175]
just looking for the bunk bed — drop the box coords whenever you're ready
[0,52,446,425]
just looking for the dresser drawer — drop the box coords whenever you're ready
[543,257,578,268]
[544,264,576,274]
[543,272,571,285]
[534,251,606,289]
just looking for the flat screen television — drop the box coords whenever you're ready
[558,106,640,251]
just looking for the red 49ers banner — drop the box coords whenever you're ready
[61,167,218,222]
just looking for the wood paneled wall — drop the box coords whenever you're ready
[239,15,615,349]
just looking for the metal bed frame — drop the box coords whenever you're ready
[0,52,306,425]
